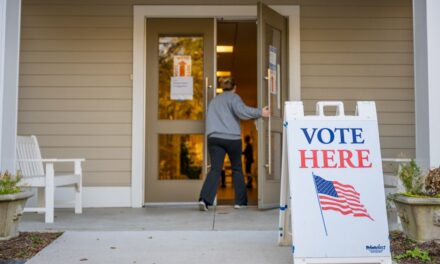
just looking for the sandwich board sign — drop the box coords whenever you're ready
[279,101,392,264]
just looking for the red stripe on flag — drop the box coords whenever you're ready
[320,201,351,210]
[334,187,360,199]
[333,181,359,194]
[321,206,353,215]
[318,186,374,221]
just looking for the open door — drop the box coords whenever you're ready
[257,3,288,208]
[145,18,215,203]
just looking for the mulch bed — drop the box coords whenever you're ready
[0,232,62,263]
[390,231,440,263]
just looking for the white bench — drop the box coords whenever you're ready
[16,135,85,223]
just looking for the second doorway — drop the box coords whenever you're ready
[216,21,258,205]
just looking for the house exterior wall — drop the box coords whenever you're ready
[18,0,414,187]
[19,1,133,186]
[300,0,414,159]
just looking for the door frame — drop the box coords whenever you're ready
[132,5,300,207]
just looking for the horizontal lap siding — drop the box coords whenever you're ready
[18,1,133,186]
[300,0,415,159]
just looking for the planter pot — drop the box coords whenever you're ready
[0,191,33,241]
[393,194,440,242]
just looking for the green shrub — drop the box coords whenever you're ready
[394,247,431,262]
[0,171,22,195]
[398,160,424,195]
[397,161,440,198]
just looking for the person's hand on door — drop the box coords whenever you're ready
[262,106,270,117]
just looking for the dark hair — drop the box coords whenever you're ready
[219,77,236,91]
[245,135,251,143]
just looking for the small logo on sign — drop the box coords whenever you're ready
[366,245,386,253]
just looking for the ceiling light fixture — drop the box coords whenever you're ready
[216,71,232,77]
[216,45,234,53]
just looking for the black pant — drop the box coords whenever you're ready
[199,137,247,206]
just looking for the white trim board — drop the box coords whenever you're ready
[0,1,6,166]
[0,0,21,172]
[132,5,301,207]
[25,187,131,208]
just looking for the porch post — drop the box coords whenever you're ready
[0,0,21,172]
[413,0,440,168]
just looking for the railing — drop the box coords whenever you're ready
[382,157,411,191]
[382,158,411,231]
[382,158,412,163]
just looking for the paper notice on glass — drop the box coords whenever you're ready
[277,64,281,109]
[269,46,277,95]
[269,46,277,70]
[270,69,277,95]
[171,76,193,100]
[173,56,192,77]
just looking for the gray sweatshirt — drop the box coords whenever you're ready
[206,91,262,140]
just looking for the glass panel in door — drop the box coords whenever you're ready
[158,134,204,180]
[158,36,204,120]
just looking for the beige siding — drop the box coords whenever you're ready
[19,0,415,187]
[19,1,133,186]
[300,0,415,160]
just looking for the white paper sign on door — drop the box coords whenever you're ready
[269,46,277,95]
[171,77,193,100]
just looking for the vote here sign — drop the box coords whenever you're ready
[285,101,391,262]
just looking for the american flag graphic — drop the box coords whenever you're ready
[313,173,374,221]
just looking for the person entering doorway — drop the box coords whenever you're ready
[198,77,270,211]
[215,20,258,205]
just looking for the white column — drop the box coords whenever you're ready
[0,0,21,172]
[413,0,440,169]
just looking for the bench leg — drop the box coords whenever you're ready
[45,185,54,223]
[74,161,83,214]
[74,182,82,214]
[38,187,45,214]
[45,163,55,223]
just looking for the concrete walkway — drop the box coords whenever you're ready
[20,206,293,264]
[25,231,291,264]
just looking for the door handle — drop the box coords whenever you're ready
[206,76,214,98]
[205,77,212,175]
[265,68,271,175]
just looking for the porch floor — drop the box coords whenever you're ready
[20,206,292,264]
[20,206,278,231]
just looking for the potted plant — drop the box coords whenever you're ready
[392,160,440,242]
[0,171,33,241]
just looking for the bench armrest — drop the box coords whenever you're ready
[17,159,85,176]
[18,159,85,163]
